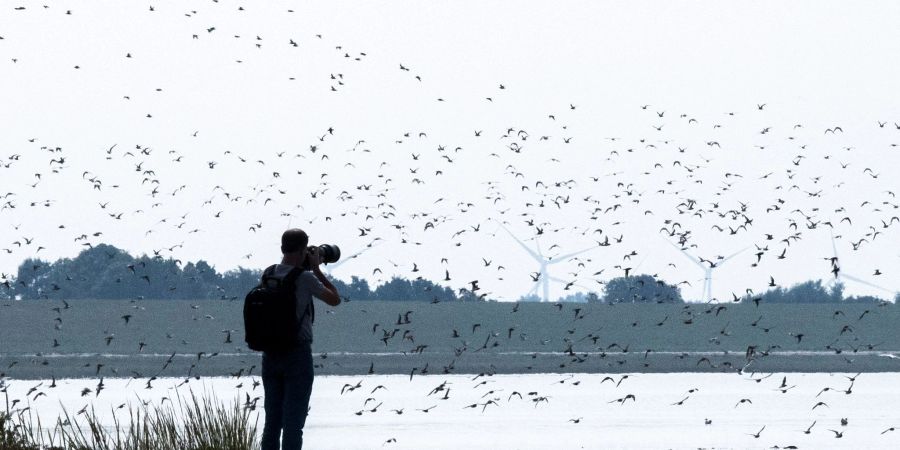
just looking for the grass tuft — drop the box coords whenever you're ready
[1,389,258,450]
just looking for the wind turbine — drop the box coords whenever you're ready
[664,238,748,302]
[492,219,599,302]
[825,230,896,299]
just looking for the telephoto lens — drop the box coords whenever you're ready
[316,244,341,264]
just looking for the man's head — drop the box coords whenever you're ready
[281,228,309,254]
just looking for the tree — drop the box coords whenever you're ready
[557,291,591,303]
[844,295,883,304]
[602,274,683,304]
[829,281,845,303]
[345,276,372,301]
[6,243,474,302]
[745,279,883,304]
[0,278,11,300]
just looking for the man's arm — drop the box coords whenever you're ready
[312,266,341,306]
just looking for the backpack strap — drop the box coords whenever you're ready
[283,267,304,286]
[259,265,314,325]
[284,266,315,325]
[260,264,278,285]
[260,265,302,286]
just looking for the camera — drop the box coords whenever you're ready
[309,244,341,265]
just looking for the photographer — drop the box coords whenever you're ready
[261,228,340,450]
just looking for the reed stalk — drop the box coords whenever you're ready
[0,389,258,450]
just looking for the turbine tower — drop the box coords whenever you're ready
[665,238,748,302]
[825,230,896,298]
[493,220,598,302]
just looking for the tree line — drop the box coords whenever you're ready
[0,244,462,302]
[0,244,894,304]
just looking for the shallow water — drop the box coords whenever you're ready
[4,300,900,447]
[3,300,900,379]
[4,372,900,449]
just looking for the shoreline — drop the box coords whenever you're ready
[3,351,900,380]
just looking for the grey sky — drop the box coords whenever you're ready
[1,1,899,301]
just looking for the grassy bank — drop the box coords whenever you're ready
[1,389,257,450]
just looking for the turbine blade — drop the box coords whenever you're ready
[551,278,593,291]
[633,254,649,272]
[840,273,895,294]
[528,280,540,297]
[547,245,598,264]
[830,229,839,260]
[495,220,541,260]
[717,246,750,267]
[664,239,706,269]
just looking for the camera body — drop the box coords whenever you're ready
[303,244,341,269]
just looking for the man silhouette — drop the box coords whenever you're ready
[261,228,341,450]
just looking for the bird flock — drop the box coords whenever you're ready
[1,3,900,446]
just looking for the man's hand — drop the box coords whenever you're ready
[307,246,322,268]
[307,246,340,305]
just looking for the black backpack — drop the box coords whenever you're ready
[243,265,314,352]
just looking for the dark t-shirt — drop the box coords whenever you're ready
[270,263,327,343]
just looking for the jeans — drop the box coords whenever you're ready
[261,342,314,450]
